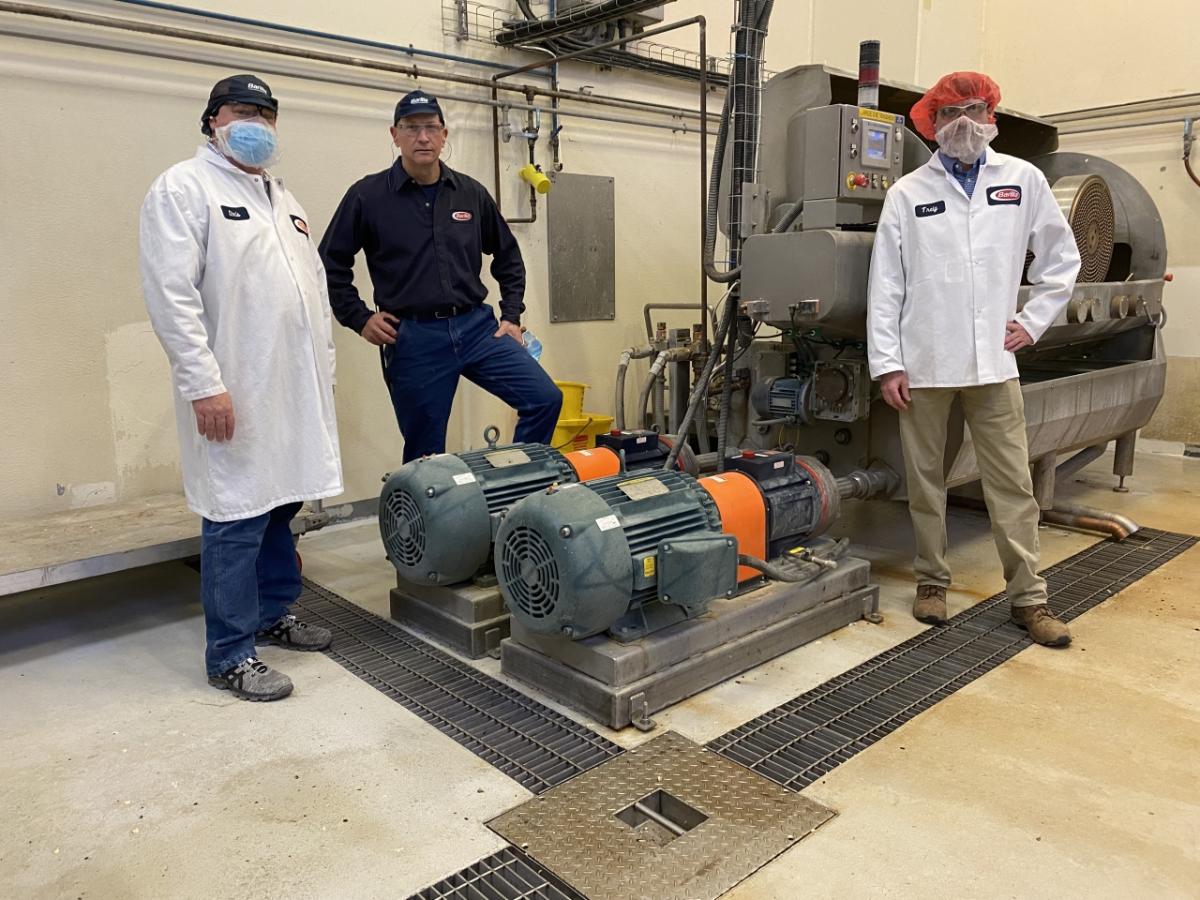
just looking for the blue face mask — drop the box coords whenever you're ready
[214,120,279,168]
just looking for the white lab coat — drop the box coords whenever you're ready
[867,150,1081,387]
[139,146,343,522]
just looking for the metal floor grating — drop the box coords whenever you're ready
[707,527,1196,790]
[410,846,585,900]
[293,580,622,794]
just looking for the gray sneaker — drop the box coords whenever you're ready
[208,657,294,701]
[256,614,333,652]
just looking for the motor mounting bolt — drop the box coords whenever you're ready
[559,526,573,538]
[425,487,436,498]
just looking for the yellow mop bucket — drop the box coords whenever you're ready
[551,381,613,450]
[555,380,588,419]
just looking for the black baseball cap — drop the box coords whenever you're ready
[201,74,279,135]
[394,89,445,125]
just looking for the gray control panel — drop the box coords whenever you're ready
[837,105,905,198]
[783,103,908,228]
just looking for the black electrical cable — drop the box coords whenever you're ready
[737,554,823,584]
[716,0,768,469]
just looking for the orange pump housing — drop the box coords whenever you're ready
[698,472,769,583]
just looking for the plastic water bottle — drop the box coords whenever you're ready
[523,330,543,361]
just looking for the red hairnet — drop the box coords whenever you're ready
[910,71,1001,140]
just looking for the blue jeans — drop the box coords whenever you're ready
[382,305,563,463]
[200,501,303,675]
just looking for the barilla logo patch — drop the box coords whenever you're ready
[221,205,249,220]
[290,215,309,236]
[451,210,473,222]
[987,185,1022,206]
[915,200,946,218]
[412,97,430,104]
[247,82,267,95]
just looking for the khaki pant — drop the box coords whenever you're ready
[898,378,1046,607]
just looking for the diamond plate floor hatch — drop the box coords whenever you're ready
[708,527,1197,790]
[488,731,834,900]
[293,580,622,793]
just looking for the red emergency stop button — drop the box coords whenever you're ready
[741,450,756,458]
[1164,273,1174,282]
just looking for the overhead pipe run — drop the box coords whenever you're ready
[111,0,553,75]
[0,2,720,132]
[1045,92,1200,124]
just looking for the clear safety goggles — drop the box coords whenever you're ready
[935,100,989,121]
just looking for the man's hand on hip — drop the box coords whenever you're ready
[1004,320,1034,352]
[361,311,400,346]
[493,320,524,344]
[193,392,235,442]
[880,371,911,412]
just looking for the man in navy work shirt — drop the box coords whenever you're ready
[319,89,562,462]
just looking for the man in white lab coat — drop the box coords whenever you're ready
[140,75,344,699]
[867,71,1081,646]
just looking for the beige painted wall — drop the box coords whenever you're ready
[6,0,1191,524]
[980,0,1200,441]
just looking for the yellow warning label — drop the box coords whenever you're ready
[859,107,897,124]
[643,555,656,578]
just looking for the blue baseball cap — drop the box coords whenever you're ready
[394,89,445,125]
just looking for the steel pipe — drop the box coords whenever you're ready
[837,466,900,501]
[1042,502,1139,541]
[0,2,718,127]
[1046,92,1200,123]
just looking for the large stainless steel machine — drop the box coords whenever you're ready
[736,65,1166,514]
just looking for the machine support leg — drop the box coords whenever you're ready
[1032,453,1057,511]
[1113,430,1137,493]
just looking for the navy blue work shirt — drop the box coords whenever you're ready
[319,160,526,333]
[938,149,985,199]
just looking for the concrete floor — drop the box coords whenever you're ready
[1,447,1197,898]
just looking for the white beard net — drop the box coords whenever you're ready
[935,116,998,164]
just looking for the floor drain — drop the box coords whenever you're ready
[615,789,708,846]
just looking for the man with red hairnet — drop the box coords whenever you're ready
[867,71,1081,646]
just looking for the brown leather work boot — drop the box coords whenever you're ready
[1011,603,1072,647]
[913,584,948,625]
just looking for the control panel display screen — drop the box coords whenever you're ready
[863,124,890,167]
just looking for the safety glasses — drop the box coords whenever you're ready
[935,100,989,121]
